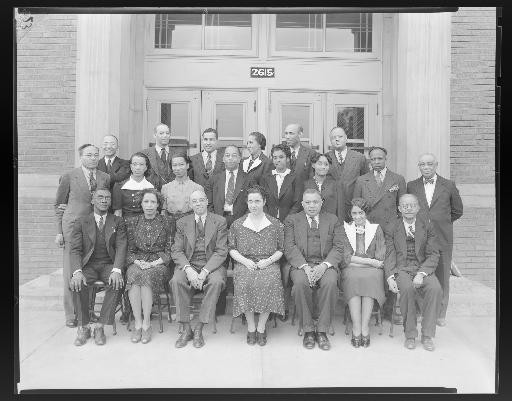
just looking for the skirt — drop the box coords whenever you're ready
[126,263,170,295]
[341,265,385,307]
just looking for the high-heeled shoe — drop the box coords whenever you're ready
[361,334,370,348]
[351,333,361,348]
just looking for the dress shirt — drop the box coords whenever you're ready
[104,155,117,166]
[313,177,324,192]
[202,150,217,169]
[423,173,437,207]
[154,145,170,159]
[224,168,239,213]
[81,166,97,190]
[374,167,387,183]
[242,154,262,173]
[272,169,291,196]
[161,178,203,214]
[290,146,300,160]
[335,148,348,164]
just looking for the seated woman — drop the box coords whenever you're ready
[228,185,285,346]
[340,198,386,348]
[241,131,273,185]
[160,152,203,222]
[125,188,175,344]
[112,152,155,219]
[302,153,350,223]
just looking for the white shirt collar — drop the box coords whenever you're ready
[291,145,300,156]
[423,173,437,184]
[374,167,387,178]
[306,214,320,227]
[202,149,216,158]
[272,168,291,177]
[94,212,107,225]
[81,165,96,178]
[104,155,116,164]
[121,176,154,190]
[336,148,348,161]
[226,168,238,179]
[402,218,416,229]
[155,144,170,154]
[195,213,207,224]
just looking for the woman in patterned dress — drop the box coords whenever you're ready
[228,185,285,346]
[125,188,175,344]
[340,198,386,348]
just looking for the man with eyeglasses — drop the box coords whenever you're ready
[54,144,110,328]
[384,194,443,351]
[406,153,463,327]
[170,190,228,348]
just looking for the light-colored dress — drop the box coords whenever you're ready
[161,178,203,216]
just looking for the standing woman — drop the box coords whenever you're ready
[125,188,175,344]
[241,132,273,185]
[340,198,386,348]
[112,152,155,219]
[228,186,285,346]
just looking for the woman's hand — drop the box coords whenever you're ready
[114,209,122,217]
[243,258,258,271]
[256,258,272,270]
[371,259,384,269]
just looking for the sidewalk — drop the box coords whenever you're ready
[18,271,496,393]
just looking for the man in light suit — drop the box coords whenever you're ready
[284,189,344,351]
[141,123,175,191]
[407,153,463,326]
[97,134,130,192]
[54,144,110,327]
[189,128,225,188]
[284,123,317,183]
[385,194,442,351]
[353,146,406,235]
[69,189,127,346]
[170,189,228,348]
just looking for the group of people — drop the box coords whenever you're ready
[54,122,463,352]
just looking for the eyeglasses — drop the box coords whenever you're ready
[131,162,146,167]
[191,198,208,204]
[83,153,99,158]
[400,203,418,210]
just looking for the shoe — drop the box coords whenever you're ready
[278,309,289,322]
[436,318,446,327]
[404,338,416,350]
[246,331,257,345]
[74,326,91,346]
[93,326,106,345]
[421,335,435,351]
[193,329,205,348]
[316,332,331,351]
[141,326,152,344]
[303,331,316,349]
[66,318,78,328]
[131,328,142,343]
[361,334,371,348]
[175,329,193,348]
[120,312,130,325]
[256,330,267,346]
[351,333,361,348]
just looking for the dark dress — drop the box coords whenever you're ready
[125,214,175,295]
[340,222,386,306]
[228,214,285,317]
[112,178,155,219]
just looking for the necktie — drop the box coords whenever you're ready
[160,148,167,163]
[197,217,205,237]
[205,153,213,174]
[106,159,112,174]
[98,215,104,230]
[408,224,415,238]
[225,171,235,205]
[425,178,434,185]
[375,171,382,186]
[310,218,318,230]
[290,151,297,170]
[89,170,97,192]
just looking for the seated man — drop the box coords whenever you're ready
[284,188,344,351]
[69,189,127,346]
[384,194,443,351]
[170,189,228,348]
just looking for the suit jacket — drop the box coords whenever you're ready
[384,217,440,278]
[189,149,225,188]
[353,169,406,235]
[205,169,255,227]
[55,168,110,239]
[171,213,228,273]
[141,146,175,191]
[69,213,127,274]
[260,172,303,222]
[302,176,351,223]
[97,157,131,190]
[291,144,317,183]
[407,175,463,249]
[326,149,369,201]
[240,153,274,185]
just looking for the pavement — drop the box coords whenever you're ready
[17,270,497,393]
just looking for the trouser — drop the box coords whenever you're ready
[62,241,75,320]
[171,266,227,324]
[435,247,453,319]
[396,271,442,339]
[72,262,120,327]
[290,268,338,333]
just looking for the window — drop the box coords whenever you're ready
[326,14,372,52]
[336,106,365,152]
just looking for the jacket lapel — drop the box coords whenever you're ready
[217,172,227,204]
[184,216,196,257]
[364,174,379,206]
[430,177,444,208]
[414,219,425,256]
[298,212,309,257]
[278,174,293,199]
[204,214,215,248]
[413,178,429,209]
[233,171,246,201]
[319,214,329,257]
[112,158,121,173]
[75,168,90,194]
[86,214,96,248]
[297,145,308,170]
[396,222,407,255]
[374,170,393,203]
[104,214,114,247]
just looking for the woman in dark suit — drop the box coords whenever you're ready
[240,131,273,185]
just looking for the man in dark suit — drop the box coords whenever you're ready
[170,189,228,348]
[407,153,463,326]
[68,189,127,346]
[284,189,344,351]
[141,123,174,190]
[353,146,406,235]
[97,135,130,191]
[385,194,442,351]
[284,123,317,183]
[55,144,110,327]
[189,128,225,188]
[326,126,369,210]
[205,145,255,228]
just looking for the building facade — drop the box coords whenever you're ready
[16,8,496,287]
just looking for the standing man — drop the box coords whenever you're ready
[69,189,127,346]
[141,123,174,191]
[353,146,406,235]
[189,128,225,188]
[97,134,130,191]
[54,144,110,327]
[170,190,228,348]
[284,123,317,183]
[407,153,463,326]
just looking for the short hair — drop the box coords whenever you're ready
[154,123,169,133]
[418,153,438,163]
[129,152,152,178]
[248,131,267,150]
[171,151,191,165]
[329,126,347,137]
[189,189,208,201]
[202,128,218,139]
[92,188,111,197]
[271,143,291,159]
[78,144,98,156]
[224,145,240,156]
[103,135,119,145]
[302,188,322,199]
[369,146,388,156]
[350,197,371,214]
[399,193,419,205]
[136,188,164,210]
[311,152,333,165]
[247,185,268,203]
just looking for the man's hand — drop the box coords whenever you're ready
[244,258,258,271]
[108,271,124,290]
[256,258,271,270]
[185,267,202,289]
[69,272,87,292]
[311,263,328,285]
[412,273,424,289]
[54,234,65,248]
[387,276,399,293]
[197,269,208,282]
[303,265,315,287]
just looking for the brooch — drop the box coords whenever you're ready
[355,226,365,235]
[388,184,399,192]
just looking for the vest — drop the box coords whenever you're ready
[405,235,419,269]
[89,223,112,265]
[189,221,207,270]
[306,224,322,265]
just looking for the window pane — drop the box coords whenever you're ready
[216,104,244,140]
[282,105,310,139]
[205,14,252,50]
[275,14,323,52]
[155,14,202,49]
[336,106,364,140]
[326,13,372,52]
[161,103,189,140]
